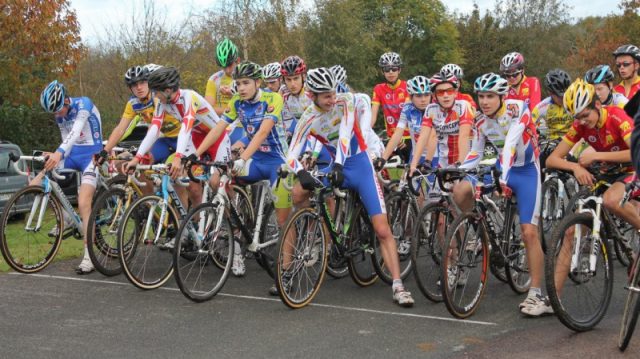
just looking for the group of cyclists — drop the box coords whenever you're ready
[33,37,640,320]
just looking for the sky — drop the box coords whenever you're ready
[70,0,624,45]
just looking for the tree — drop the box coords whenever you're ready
[0,0,83,106]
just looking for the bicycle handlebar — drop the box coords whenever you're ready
[9,154,66,180]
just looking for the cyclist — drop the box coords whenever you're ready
[452,73,547,316]
[371,52,411,161]
[500,52,541,111]
[124,67,231,209]
[287,67,414,307]
[613,44,640,100]
[205,38,244,145]
[193,61,291,278]
[280,55,312,140]
[409,72,474,173]
[585,64,628,108]
[441,63,478,109]
[262,62,283,93]
[39,80,103,274]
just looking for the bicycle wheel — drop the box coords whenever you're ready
[441,212,489,319]
[615,218,639,268]
[87,186,131,276]
[619,257,640,351]
[173,202,233,302]
[504,206,530,294]
[0,186,63,273]
[326,243,349,278]
[255,204,279,278]
[117,195,178,289]
[486,197,508,283]
[373,192,414,284]
[545,213,613,332]
[216,185,253,270]
[347,205,379,287]
[411,202,451,302]
[276,208,328,309]
[540,179,566,253]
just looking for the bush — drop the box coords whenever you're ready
[0,104,60,153]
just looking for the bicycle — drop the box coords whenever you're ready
[545,164,637,332]
[172,158,278,302]
[619,179,640,351]
[440,159,529,319]
[539,166,579,253]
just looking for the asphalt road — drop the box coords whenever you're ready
[0,258,638,359]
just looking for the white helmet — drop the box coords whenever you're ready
[441,64,464,80]
[378,52,403,67]
[262,62,282,81]
[330,65,347,85]
[306,67,337,93]
[144,63,163,73]
[474,73,509,95]
[406,76,431,95]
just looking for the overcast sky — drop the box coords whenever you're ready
[70,0,624,45]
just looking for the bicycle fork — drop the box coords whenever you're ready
[573,197,603,273]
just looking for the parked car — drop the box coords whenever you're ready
[0,140,30,217]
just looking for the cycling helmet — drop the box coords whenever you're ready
[40,80,67,113]
[429,71,459,92]
[148,66,180,90]
[584,65,615,85]
[330,65,347,85]
[406,75,431,95]
[544,69,571,97]
[262,62,282,80]
[144,63,163,73]
[474,73,509,95]
[281,55,307,76]
[124,66,149,86]
[306,67,337,93]
[612,44,640,61]
[563,79,596,116]
[233,61,262,80]
[441,64,464,80]
[215,38,239,67]
[378,52,403,67]
[500,52,525,73]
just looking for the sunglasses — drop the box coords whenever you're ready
[616,61,634,68]
[435,88,456,96]
[503,71,522,79]
[383,67,400,73]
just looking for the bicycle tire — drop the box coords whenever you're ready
[255,204,279,278]
[0,186,63,273]
[539,179,566,254]
[347,205,379,287]
[216,185,253,271]
[173,202,233,302]
[503,204,530,294]
[373,191,414,284]
[117,195,178,290]
[619,257,640,351]
[411,201,450,303]
[276,208,328,309]
[545,213,613,332]
[615,220,639,268]
[441,212,489,319]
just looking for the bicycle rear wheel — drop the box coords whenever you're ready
[441,212,489,319]
[173,202,233,302]
[255,204,280,278]
[373,192,414,284]
[0,186,63,273]
[276,208,328,309]
[118,195,178,290]
[539,179,566,254]
[545,213,613,332]
[347,205,379,287]
[504,207,530,294]
[615,218,639,268]
[619,257,640,351]
[412,202,450,302]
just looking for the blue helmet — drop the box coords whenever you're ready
[40,80,67,113]
[407,76,431,95]
[584,65,615,85]
[474,73,509,95]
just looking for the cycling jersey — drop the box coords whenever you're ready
[532,97,573,140]
[422,100,474,167]
[281,90,313,136]
[613,77,640,100]
[355,93,384,158]
[222,90,288,159]
[605,92,629,108]
[138,89,229,162]
[506,75,541,111]
[563,106,633,152]
[397,103,427,159]
[121,94,181,138]
[372,80,409,138]
[205,70,234,108]
[457,92,478,110]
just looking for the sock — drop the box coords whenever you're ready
[392,279,403,292]
[83,246,90,260]
[528,287,542,298]
[234,241,242,255]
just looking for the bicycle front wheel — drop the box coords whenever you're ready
[545,213,613,332]
[0,186,63,273]
[539,179,566,253]
[118,195,178,290]
[347,205,379,287]
[276,208,328,309]
[173,202,233,302]
[619,257,640,351]
[504,208,530,294]
[441,212,489,319]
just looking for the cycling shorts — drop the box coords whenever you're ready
[149,137,177,164]
[236,151,291,209]
[60,145,100,187]
[191,131,230,163]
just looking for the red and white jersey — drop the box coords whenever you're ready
[613,77,640,100]
[421,99,474,167]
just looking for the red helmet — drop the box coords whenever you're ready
[281,55,307,76]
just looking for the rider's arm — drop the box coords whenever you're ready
[457,103,474,163]
[370,86,381,129]
[546,140,579,171]
[498,107,533,182]
[286,110,315,173]
[408,124,431,171]
[527,77,542,111]
[57,108,90,155]
[135,117,162,160]
[204,75,226,116]
[335,94,358,166]
[382,108,408,160]
[195,121,228,157]
[459,123,486,170]
[105,117,133,152]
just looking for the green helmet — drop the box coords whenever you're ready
[233,61,262,80]
[216,38,239,67]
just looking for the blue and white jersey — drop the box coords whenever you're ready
[56,97,102,155]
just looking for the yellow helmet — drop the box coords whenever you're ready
[563,79,595,116]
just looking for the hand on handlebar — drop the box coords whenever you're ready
[44,151,62,171]
[373,157,386,172]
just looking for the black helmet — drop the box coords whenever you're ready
[612,44,640,61]
[148,66,180,90]
[124,66,149,86]
[544,69,571,96]
[233,61,262,80]
[584,65,615,85]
